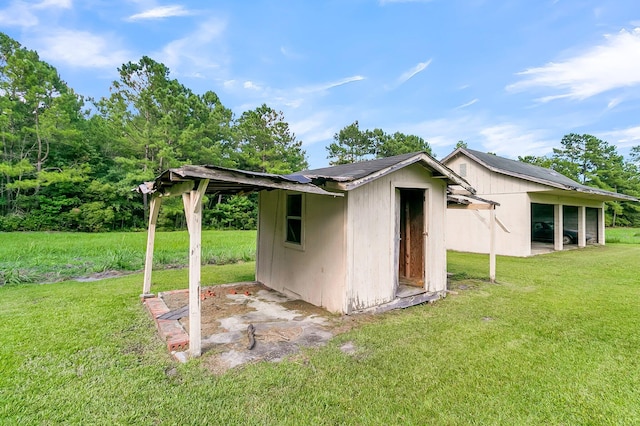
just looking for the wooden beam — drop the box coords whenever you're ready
[184,179,209,358]
[489,208,496,283]
[161,180,194,198]
[142,195,162,296]
[447,203,494,210]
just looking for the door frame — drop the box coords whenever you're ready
[394,185,429,295]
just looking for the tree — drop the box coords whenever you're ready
[455,140,468,149]
[327,121,432,165]
[235,104,308,174]
[0,32,91,227]
[326,121,372,165]
[518,134,640,227]
[374,131,432,158]
[551,133,622,186]
[517,155,554,168]
[630,146,640,165]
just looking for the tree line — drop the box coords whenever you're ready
[0,33,309,231]
[519,134,640,226]
[1,32,638,231]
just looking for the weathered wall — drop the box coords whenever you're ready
[256,190,346,313]
[345,164,448,311]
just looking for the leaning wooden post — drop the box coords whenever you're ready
[142,195,162,297]
[489,207,496,283]
[184,179,209,358]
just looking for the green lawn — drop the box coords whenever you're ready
[0,230,256,285]
[1,243,640,424]
[606,227,640,244]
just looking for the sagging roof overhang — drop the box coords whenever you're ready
[138,165,343,198]
[447,189,500,210]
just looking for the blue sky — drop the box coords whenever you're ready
[2,0,640,169]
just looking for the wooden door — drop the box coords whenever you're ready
[398,189,424,287]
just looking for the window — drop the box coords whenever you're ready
[286,193,303,245]
[459,163,467,177]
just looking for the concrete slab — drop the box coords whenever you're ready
[153,283,344,374]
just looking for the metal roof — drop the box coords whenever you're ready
[443,148,638,202]
[288,151,475,193]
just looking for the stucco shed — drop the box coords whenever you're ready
[257,152,474,314]
[442,148,638,257]
[140,152,473,357]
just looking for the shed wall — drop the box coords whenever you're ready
[256,190,346,313]
[346,164,448,311]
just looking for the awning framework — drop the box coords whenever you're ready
[139,165,343,358]
[447,187,501,283]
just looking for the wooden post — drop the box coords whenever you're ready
[489,207,496,283]
[598,206,606,245]
[184,179,209,358]
[142,195,162,296]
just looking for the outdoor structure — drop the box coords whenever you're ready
[140,152,475,357]
[442,148,638,257]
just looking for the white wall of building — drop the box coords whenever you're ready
[444,154,607,256]
[256,163,450,314]
[256,191,347,313]
[346,164,448,312]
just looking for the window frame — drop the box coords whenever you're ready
[284,192,305,249]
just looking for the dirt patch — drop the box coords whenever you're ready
[163,283,260,337]
[159,282,374,374]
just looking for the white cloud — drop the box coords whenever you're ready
[454,98,479,110]
[290,112,337,146]
[243,81,262,91]
[606,98,622,109]
[398,115,556,158]
[0,0,71,27]
[156,17,227,76]
[0,2,39,27]
[396,59,432,85]
[298,75,365,94]
[35,0,72,9]
[599,126,640,148]
[34,29,131,69]
[479,124,555,157]
[507,27,640,101]
[127,5,193,21]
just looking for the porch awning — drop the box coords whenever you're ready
[138,165,343,198]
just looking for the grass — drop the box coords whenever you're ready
[605,227,640,244]
[1,241,639,424]
[0,230,256,285]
